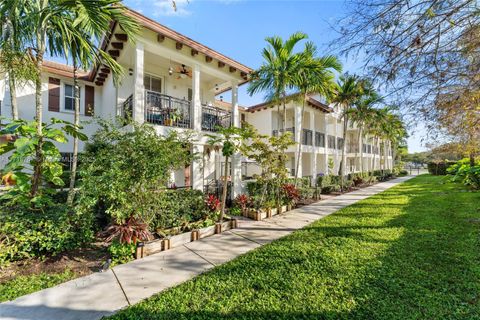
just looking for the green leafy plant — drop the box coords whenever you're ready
[78,120,194,229]
[0,118,86,207]
[108,240,136,266]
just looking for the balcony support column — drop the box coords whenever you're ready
[231,80,242,198]
[324,114,329,175]
[294,105,302,178]
[191,64,201,131]
[191,144,204,191]
[310,111,316,186]
[133,42,145,123]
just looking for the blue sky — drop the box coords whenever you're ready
[123,0,426,152]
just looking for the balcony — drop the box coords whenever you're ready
[202,105,231,132]
[347,145,359,153]
[145,91,191,128]
[272,127,296,140]
[302,129,313,146]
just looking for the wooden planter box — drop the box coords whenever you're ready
[248,209,267,221]
[142,219,237,257]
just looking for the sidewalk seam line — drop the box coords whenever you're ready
[111,268,131,306]
[229,230,263,245]
[183,244,216,267]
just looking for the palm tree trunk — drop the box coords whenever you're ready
[8,74,18,120]
[358,127,363,172]
[372,137,377,171]
[67,61,80,205]
[294,94,307,186]
[219,155,229,223]
[339,106,348,189]
[282,90,287,132]
[30,39,45,198]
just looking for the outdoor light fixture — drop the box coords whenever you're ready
[168,66,174,76]
[215,83,219,91]
[128,68,133,76]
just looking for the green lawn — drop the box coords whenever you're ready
[108,175,479,319]
[0,269,76,302]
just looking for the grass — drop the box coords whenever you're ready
[0,269,76,302]
[106,175,478,319]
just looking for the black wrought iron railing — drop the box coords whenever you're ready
[121,94,133,121]
[202,105,231,132]
[272,127,296,140]
[145,91,191,128]
[315,132,325,147]
[302,129,313,146]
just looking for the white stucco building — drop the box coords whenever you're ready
[0,8,393,196]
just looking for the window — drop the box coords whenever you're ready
[64,84,75,111]
[315,132,325,147]
[144,74,162,93]
[337,137,344,150]
[327,135,336,149]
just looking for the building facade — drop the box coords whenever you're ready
[0,8,393,196]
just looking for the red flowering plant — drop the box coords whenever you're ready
[234,194,251,216]
[102,216,153,244]
[282,183,300,206]
[205,194,221,213]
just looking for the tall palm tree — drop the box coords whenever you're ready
[0,0,138,198]
[293,43,341,185]
[349,86,382,172]
[248,32,308,132]
[382,112,407,170]
[64,5,139,205]
[330,74,363,186]
[367,107,389,171]
[0,2,34,120]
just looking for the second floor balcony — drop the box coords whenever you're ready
[121,91,232,132]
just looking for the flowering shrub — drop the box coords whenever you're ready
[205,194,221,212]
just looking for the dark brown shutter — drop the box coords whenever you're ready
[48,77,60,112]
[85,85,95,116]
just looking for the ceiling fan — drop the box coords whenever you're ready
[169,64,192,79]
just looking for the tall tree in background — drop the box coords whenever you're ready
[248,32,308,132]
[0,3,34,120]
[349,85,382,171]
[330,74,363,185]
[334,0,479,129]
[293,43,341,185]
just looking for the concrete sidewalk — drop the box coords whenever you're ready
[0,175,415,320]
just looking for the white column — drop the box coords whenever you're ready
[310,111,316,185]
[191,144,204,191]
[294,105,302,178]
[191,64,201,131]
[231,81,242,198]
[324,114,329,174]
[133,42,145,123]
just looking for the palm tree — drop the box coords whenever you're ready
[0,3,34,120]
[64,6,139,205]
[349,85,382,172]
[248,32,308,132]
[367,107,389,171]
[330,74,363,186]
[382,112,407,170]
[0,0,138,198]
[293,43,341,185]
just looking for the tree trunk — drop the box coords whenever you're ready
[8,74,18,120]
[282,91,287,132]
[372,137,377,171]
[219,155,229,223]
[30,44,45,199]
[358,127,363,172]
[67,62,80,205]
[294,95,307,186]
[470,152,475,167]
[339,105,349,190]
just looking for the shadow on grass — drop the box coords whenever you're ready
[108,175,480,320]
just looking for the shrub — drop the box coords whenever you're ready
[78,121,193,228]
[427,160,457,175]
[448,159,480,190]
[282,184,300,205]
[0,204,94,266]
[148,189,210,233]
[234,194,251,215]
[108,240,135,266]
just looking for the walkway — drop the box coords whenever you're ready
[0,175,415,320]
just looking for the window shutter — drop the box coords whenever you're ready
[48,77,60,112]
[85,85,94,116]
